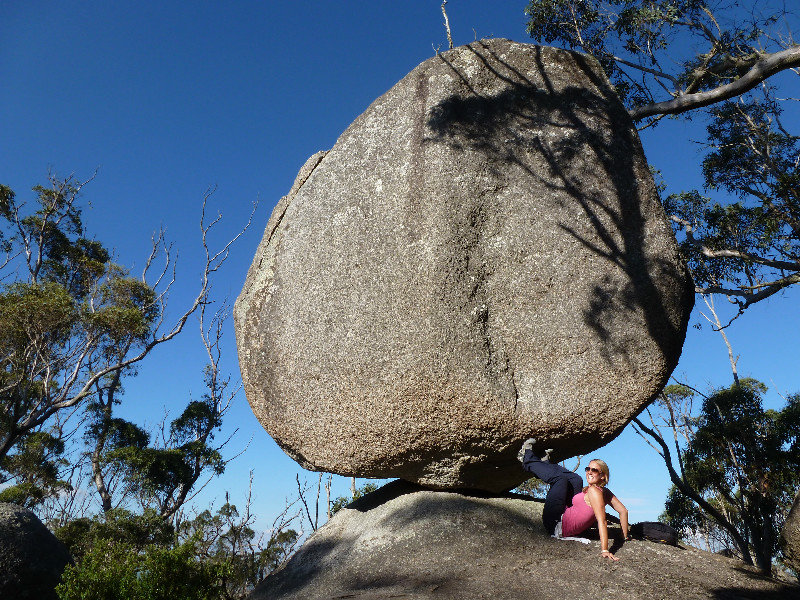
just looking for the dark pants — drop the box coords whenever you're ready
[522,449,583,535]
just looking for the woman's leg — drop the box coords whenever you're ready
[522,449,583,535]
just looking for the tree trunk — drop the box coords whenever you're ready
[89,370,123,514]
[90,388,114,513]
[633,417,755,566]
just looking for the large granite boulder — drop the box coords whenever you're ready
[250,481,799,599]
[783,490,800,574]
[235,39,694,491]
[0,502,72,600]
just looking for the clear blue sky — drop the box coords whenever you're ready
[2,2,798,528]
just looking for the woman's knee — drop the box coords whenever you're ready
[522,458,570,483]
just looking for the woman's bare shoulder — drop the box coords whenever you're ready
[585,484,604,496]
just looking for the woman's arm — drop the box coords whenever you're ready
[587,486,619,561]
[606,489,630,539]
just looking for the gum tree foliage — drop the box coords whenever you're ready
[55,511,204,600]
[664,96,799,323]
[513,477,550,498]
[85,305,237,521]
[525,1,800,320]
[56,536,229,600]
[525,0,800,119]
[633,379,800,572]
[86,376,226,519]
[0,173,252,510]
[55,508,175,561]
[329,481,380,516]
[0,174,158,501]
[181,502,299,597]
[0,431,70,507]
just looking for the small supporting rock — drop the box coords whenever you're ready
[250,482,800,600]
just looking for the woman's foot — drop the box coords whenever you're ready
[517,438,553,463]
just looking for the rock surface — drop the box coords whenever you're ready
[0,502,72,600]
[783,490,800,574]
[251,481,798,600]
[235,39,694,491]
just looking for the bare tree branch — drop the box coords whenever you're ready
[441,2,453,50]
[632,416,755,565]
[630,46,800,120]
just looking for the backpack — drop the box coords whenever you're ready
[630,521,679,545]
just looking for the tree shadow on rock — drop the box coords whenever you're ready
[426,40,693,375]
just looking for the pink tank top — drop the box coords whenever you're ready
[561,491,597,537]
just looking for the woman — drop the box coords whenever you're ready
[519,440,630,561]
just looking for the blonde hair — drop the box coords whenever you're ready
[589,458,610,487]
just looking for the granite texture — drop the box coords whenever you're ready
[250,481,798,600]
[783,490,800,574]
[235,39,694,491]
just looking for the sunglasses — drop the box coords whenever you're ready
[585,466,602,475]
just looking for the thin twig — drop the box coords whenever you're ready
[441,1,453,50]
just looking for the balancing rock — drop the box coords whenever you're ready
[234,39,693,491]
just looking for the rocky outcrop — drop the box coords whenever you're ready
[251,481,799,600]
[235,39,694,491]
[783,490,800,574]
[0,502,72,600]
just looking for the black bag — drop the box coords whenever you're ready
[630,521,679,545]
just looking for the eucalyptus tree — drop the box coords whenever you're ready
[87,304,239,521]
[633,379,800,572]
[525,0,800,120]
[0,172,253,509]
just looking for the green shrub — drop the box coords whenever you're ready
[56,540,140,600]
[56,537,229,600]
[54,508,174,561]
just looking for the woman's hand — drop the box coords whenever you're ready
[601,549,620,562]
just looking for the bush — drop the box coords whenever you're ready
[56,537,229,600]
[54,508,173,560]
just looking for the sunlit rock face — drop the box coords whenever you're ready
[234,39,693,492]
